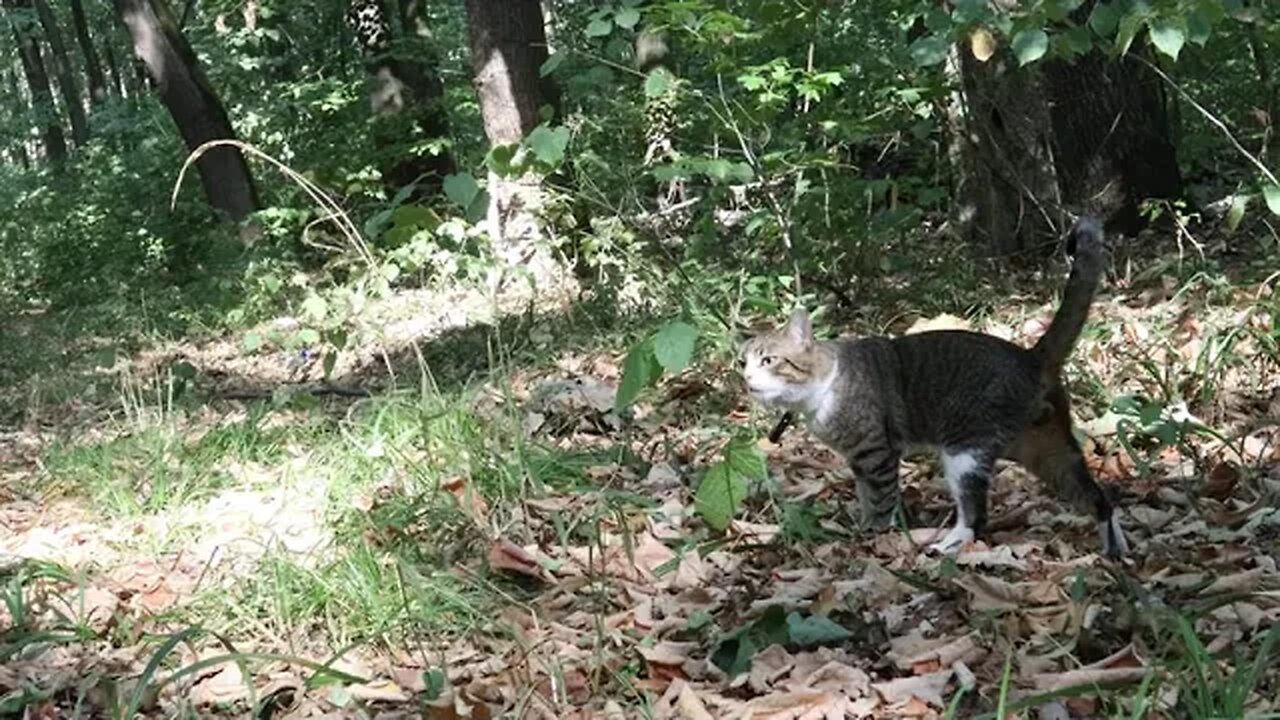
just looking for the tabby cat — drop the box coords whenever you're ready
[740,217,1128,558]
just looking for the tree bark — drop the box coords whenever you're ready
[6,0,67,165]
[952,6,1181,254]
[345,0,454,198]
[464,0,557,271]
[114,0,258,221]
[102,33,125,97]
[33,0,89,144]
[4,65,32,168]
[69,0,108,105]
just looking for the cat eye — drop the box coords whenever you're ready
[760,356,775,367]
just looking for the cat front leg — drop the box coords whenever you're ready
[844,443,903,530]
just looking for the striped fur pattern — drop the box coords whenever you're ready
[740,217,1128,558]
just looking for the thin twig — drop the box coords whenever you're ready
[1130,54,1278,188]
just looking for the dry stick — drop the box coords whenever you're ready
[1130,54,1279,189]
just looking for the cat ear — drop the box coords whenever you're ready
[785,309,813,345]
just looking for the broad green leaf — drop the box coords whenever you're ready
[653,321,697,372]
[1226,194,1248,232]
[695,463,747,532]
[723,436,768,481]
[297,328,321,346]
[486,143,519,176]
[645,68,673,97]
[908,34,948,67]
[243,333,263,352]
[951,0,990,24]
[1148,18,1186,61]
[1061,25,1094,55]
[1264,184,1280,217]
[443,173,480,208]
[586,18,613,37]
[1186,8,1213,46]
[738,73,767,91]
[171,361,197,380]
[1011,28,1049,65]
[539,52,564,78]
[322,351,336,378]
[786,612,853,647]
[390,203,438,230]
[615,339,661,410]
[1088,2,1120,37]
[528,126,570,167]
[422,668,446,702]
[615,7,640,28]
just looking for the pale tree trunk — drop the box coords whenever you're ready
[464,0,558,275]
[33,0,89,144]
[6,0,67,165]
[951,3,1181,254]
[114,0,259,221]
[70,0,108,105]
[345,0,454,198]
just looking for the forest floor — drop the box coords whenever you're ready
[2,226,1280,719]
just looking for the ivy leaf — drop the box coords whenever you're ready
[443,172,480,208]
[653,321,697,373]
[1148,18,1186,61]
[585,18,613,38]
[695,463,748,532]
[644,67,673,97]
[528,126,570,167]
[786,612,853,647]
[615,7,640,29]
[1012,28,1049,65]
[615,339,661,410]
[908,34,948,67]
[1264,184,1280,217]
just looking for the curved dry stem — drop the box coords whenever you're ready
[172,139,375,267]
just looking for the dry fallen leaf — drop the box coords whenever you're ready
[970,27,997,61]
[871,669,952,708]
[486,539,549,582]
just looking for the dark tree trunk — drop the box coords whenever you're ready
[953,4,1181,254]
[114,0,258,221]
[69,0,108,105]
[465,0,552,144]
[102,33,125,97]
[345,0,454,198]
[6,0,67,165]
[464,0,557,271]
[33,0,89,144]
[4,66,32,168]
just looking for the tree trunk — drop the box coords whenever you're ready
[6,0,67,165]
[114,0,258,221]
[345,0,454,198]
[70,0,108,105]
[953,7,1181,254]
[102,33,125,97]
[4,65,32,168]
[464,0,556,272]
[33,0,89,145]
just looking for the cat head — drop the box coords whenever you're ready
[739,309,835,410]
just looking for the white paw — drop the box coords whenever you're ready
[928,526,975,555]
